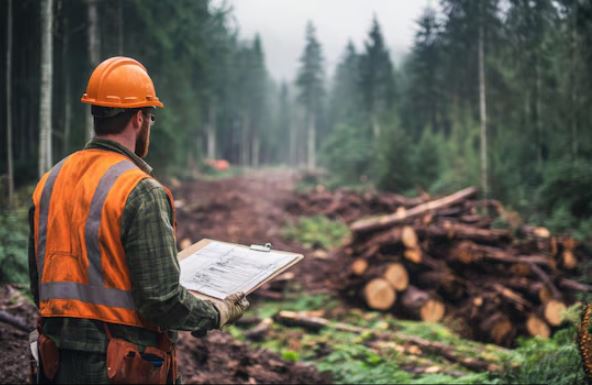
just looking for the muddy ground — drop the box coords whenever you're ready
[0,170,333,384]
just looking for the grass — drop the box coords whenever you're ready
[282,215,350,250]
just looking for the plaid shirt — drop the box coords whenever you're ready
[28,138,218,353]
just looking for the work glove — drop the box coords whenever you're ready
[212,292,250,328]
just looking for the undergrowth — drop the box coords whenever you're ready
[0,188,33,285]
[282,215,350,250]
[230,294,588,384]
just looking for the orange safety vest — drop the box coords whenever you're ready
[32,149,175,329]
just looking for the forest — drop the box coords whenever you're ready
[2,0,592,384]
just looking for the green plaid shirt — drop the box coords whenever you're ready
[28,138,219,353]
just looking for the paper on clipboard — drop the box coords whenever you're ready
[178,239,303,300]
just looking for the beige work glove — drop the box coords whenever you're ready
[212,292,250,328]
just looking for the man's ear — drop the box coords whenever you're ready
[132,110,144,130]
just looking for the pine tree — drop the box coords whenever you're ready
[296,21,324,170]
[329,41,362,129]
[403,6,446,138]
[359,17,396,139]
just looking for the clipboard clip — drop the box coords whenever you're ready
[250,242,272,252]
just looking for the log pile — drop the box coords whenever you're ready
[335,186,590,346]
[286,186,430,224]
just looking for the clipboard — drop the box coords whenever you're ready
[178,239,303,302]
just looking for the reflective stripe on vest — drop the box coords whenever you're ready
[36,158,66,276]
[37,159,137,309]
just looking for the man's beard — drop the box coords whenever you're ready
[135,120,150,158]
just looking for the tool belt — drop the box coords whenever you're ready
[104,324,177,384]
[32,319,177,384]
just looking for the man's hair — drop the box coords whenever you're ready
[92,106,149,136]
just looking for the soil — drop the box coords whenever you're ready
[0,285,37,384]
[172,170,338,293]
[0,170,333,384]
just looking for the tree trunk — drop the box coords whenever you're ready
[6,0,14,205]
[306,111,316,171]
[86,0,100,141]
[117,0,124,55]
[478,22,488,200]
[39,0,54,177]
[206,104,216,159]
[62,15,71,157]
[251,133,260,167]
[240,112,250,166]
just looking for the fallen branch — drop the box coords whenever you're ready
[274,311,504,373]
[0,310,31,332]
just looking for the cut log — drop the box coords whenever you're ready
[536,284,553,304]
[351,187,478,234]
[491,283,533,311]
[509,263,531,277]
[350,258,368,276]
[562,250,577,270]
[544,300,567,326]
[401,226,419,249]
[383,263,409,291]
[363,278,396,311]
[450,241,477,264]
[480,313,513,345]
[401,286,445,323]
[404,248,422,264]
[526,315,550,339]
[440,221,511,243]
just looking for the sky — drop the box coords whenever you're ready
[216,0,437,83]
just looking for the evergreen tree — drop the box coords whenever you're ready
[295,21,324,170]
[402,6,447,138]
[329,41,362,130]
[359,17,396,139]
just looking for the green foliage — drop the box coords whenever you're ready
[499,327,586,385]
[281,350,301,363]
[320,124,377,186]
[0,208,30,284]
[376,126,416,194]
[282,216,349,250]
[532,160,592,241]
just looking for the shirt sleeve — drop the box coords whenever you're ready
[122,178,219,332]
[28,204,39,308]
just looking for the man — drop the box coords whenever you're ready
[28,56,249,384]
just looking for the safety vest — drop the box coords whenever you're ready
[32,149,174,329]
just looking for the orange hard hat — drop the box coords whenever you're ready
[81,56,164,109]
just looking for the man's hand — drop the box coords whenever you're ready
[212,292,250,328]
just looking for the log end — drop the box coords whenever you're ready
[420,299,445,323]
[526,315,550,339]
[545,300,567,326]
[351,258,369,276]
[404,248,422,264]
[364,278,396,311]
[384,263,409,292]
